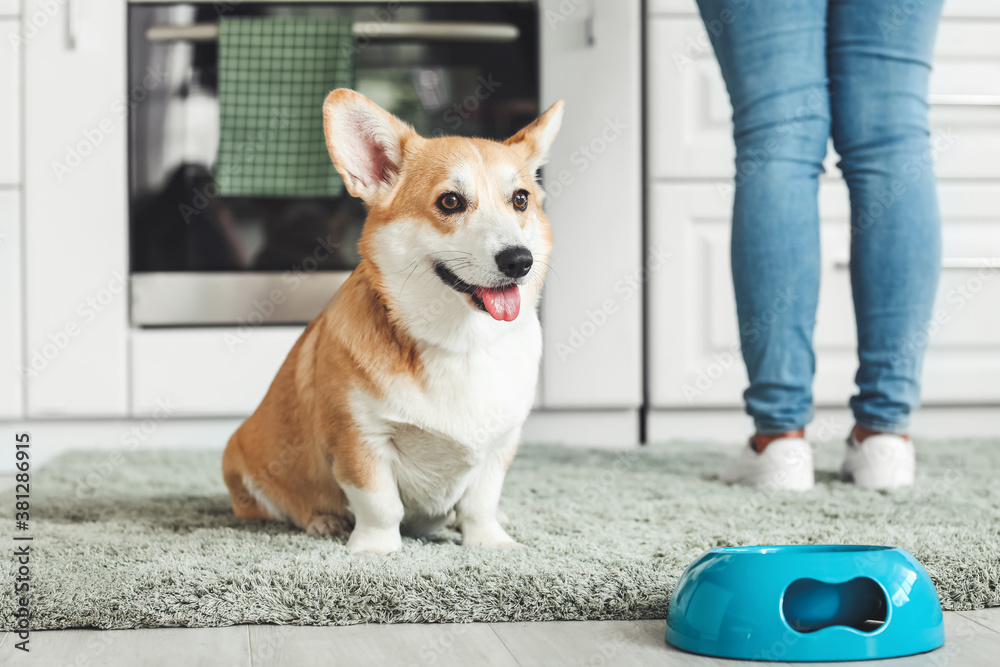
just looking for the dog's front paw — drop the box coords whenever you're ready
[306,514,352,536]
[347,527,402,556]
[462,522,523,549]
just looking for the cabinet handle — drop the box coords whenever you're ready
[66,0,77,50]
[941,258,1000,270]
[929,94,1000,107]
[834,258,1000,270]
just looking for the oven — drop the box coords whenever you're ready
[128,1,540,326]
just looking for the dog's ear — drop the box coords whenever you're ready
[504,100,565,172]
[323,89,418,202]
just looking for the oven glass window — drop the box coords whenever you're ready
[128,3,539,280]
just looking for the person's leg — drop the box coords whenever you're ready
[827,0,944,437]
[695,0,830,439]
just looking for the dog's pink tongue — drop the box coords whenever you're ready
[477,285,521,322]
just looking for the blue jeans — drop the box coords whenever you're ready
[695,0,944,434]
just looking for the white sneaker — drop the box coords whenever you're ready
[719,437,815,492]
[842,432,915,490]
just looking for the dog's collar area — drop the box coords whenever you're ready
[434,263,518,313]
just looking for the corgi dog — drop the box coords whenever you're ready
[222,89,564,555]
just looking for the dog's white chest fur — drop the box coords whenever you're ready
[351,311,541,531]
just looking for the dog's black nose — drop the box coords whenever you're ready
[495,246,533,279]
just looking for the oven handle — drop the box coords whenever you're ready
[834,258,1000,270]
[146,21,520,43]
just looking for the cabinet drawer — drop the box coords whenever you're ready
[0,0,20,16]
[0,18,19,185]
[131,328,302,417]
[648,182,1000,408]
[648,18,1000,180]
[648,0,1000,19]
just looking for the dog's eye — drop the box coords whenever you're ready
[512,190,529,212]
[437,192,466,214]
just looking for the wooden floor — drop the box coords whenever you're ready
[1,608,997,666]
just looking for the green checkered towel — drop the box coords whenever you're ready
[215,17,354,197]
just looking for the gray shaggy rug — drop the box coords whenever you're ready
[1,440,998,630]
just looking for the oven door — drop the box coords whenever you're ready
[128,1,539,326]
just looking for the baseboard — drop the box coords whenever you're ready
[0,410,642,474]
[522,409,640,449]
[647,406,1000,444]
[6,406,991,474]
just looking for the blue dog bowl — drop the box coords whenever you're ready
[666,545,944,662]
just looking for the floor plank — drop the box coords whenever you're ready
[490,613,1000,667]
[2,611,998,666]
[491,619,720,667]
[958,608,1000,634]
[249,623,519,667]
[0,625,251,667]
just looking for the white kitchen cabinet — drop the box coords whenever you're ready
[0,191,21,418]
[647,17,1000,180]
[0,17,19,185]
[130,328,302,418]
[647,0,1000,424]
[23,0,128,416]
[0,0,18,16]
[648,182,1000,409]
[648,0,1000,20]
[538,0,644,409]
[926,21,1000,180]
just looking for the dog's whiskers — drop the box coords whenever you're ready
[385,259,419,276]
[398,261,420,300]
[533,260,559,282]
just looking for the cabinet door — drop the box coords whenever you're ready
[646,17,839,181]
[538,0,643,408]
[647,17,1000,180]
[649,182,1000,408]
[24,0,128,416]
[928,21,1000,179]
[0,191,21,418]
[648,0,1000,17]
[0,17,19,185]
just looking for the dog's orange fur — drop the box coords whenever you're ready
[222,90,560,533]
[222,260,423,529]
